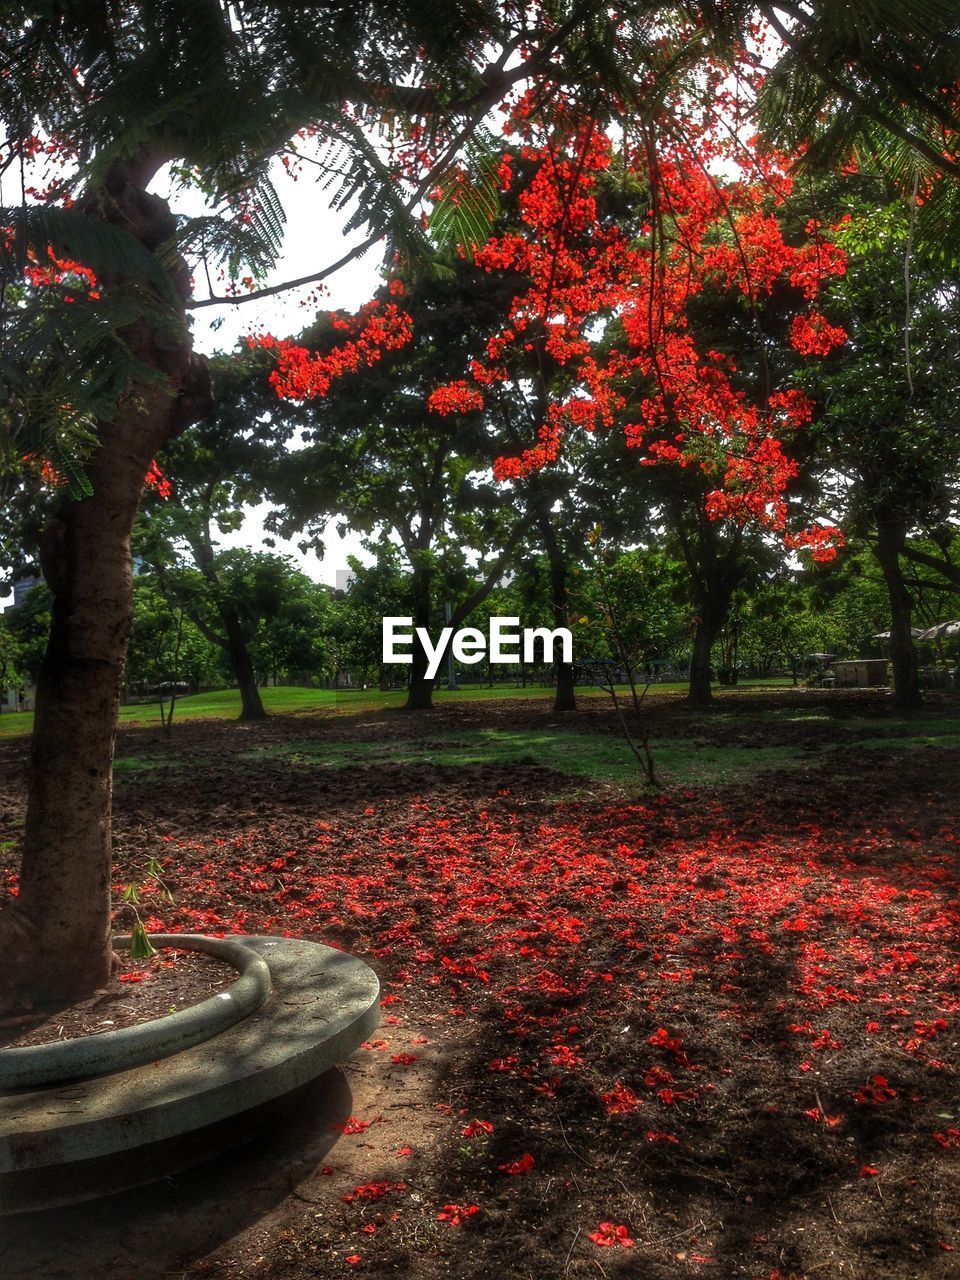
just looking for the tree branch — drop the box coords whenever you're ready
[901,544,960,588]
[449,517,532,630]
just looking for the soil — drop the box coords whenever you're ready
[0,689,958,1280]
[0,947,236,1049]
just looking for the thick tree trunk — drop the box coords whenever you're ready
[688,615,719,708]
[406,645,434,709]
[405,567,434,710]
[220,604,266,721]
[0,170,210,1014]
[874,521,922,709]
[688,585,736,709]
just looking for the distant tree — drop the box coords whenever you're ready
[800,192,960,706]
[250,575,333,687]
[126,578,224,703]
[331,545,414,690]
[570,543,689,682]
[271,270,529,710]
[1,583,53,688]
[139,549,328,715]
[136,349,296,718]
[0,629,23,705]
[804,544,902,662]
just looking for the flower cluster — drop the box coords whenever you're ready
[250,302,414,401]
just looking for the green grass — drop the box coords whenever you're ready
[0,686,344,738]
[854,732,960,750]
[0,684,553,738]
[0,679,797,739]
[240,729,812,789]
[0,683,580,738]
[6,684,957,794]
[112,753,200,777]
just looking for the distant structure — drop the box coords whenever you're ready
[12,574,41,608]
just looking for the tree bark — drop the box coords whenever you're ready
[539,521,576,714]
[405,566,434,710]
[874,519,922,709]
[688,581,738,708]
[172,514,268,722]
[688,613,718,708]
[674,500,744,711]
[551,556,577,713]
[221,603,266,720]
[0,169,210,1014]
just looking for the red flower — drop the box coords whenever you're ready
[499,1153,535,1175]
[588,1222,635,1248]
[341,1181,406,1204]
[334,1116,372,1135]
[789,310,847,356]
[144,460,172,499]
[437,1203,480,1225]
[427,380,485,416]
[601,1082,640,1115]
[854,1075,897,1105]
[461,1119,494,1138]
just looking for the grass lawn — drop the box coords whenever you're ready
[0,674,803,740]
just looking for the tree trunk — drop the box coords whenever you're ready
[221,604,266,721]
[688,615,719,708]
[0,169,210,1014]
[547,542,576,714]
[405,566,434,710]
[178,511,267,722]
[688,585,736,709]
[874,520,922,709]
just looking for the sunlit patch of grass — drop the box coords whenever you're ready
[853,733,960,750]
[240,729,814,790]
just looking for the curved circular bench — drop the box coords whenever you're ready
[0,933,273,1091]
[0,935,380,1214]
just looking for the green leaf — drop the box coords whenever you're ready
[129,920,156,960]
[47,443,94,500]
[427,133,501,260]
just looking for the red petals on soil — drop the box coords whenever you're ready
[588,1222,635,1247]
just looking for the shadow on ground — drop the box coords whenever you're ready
[0,1069,352,1280]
